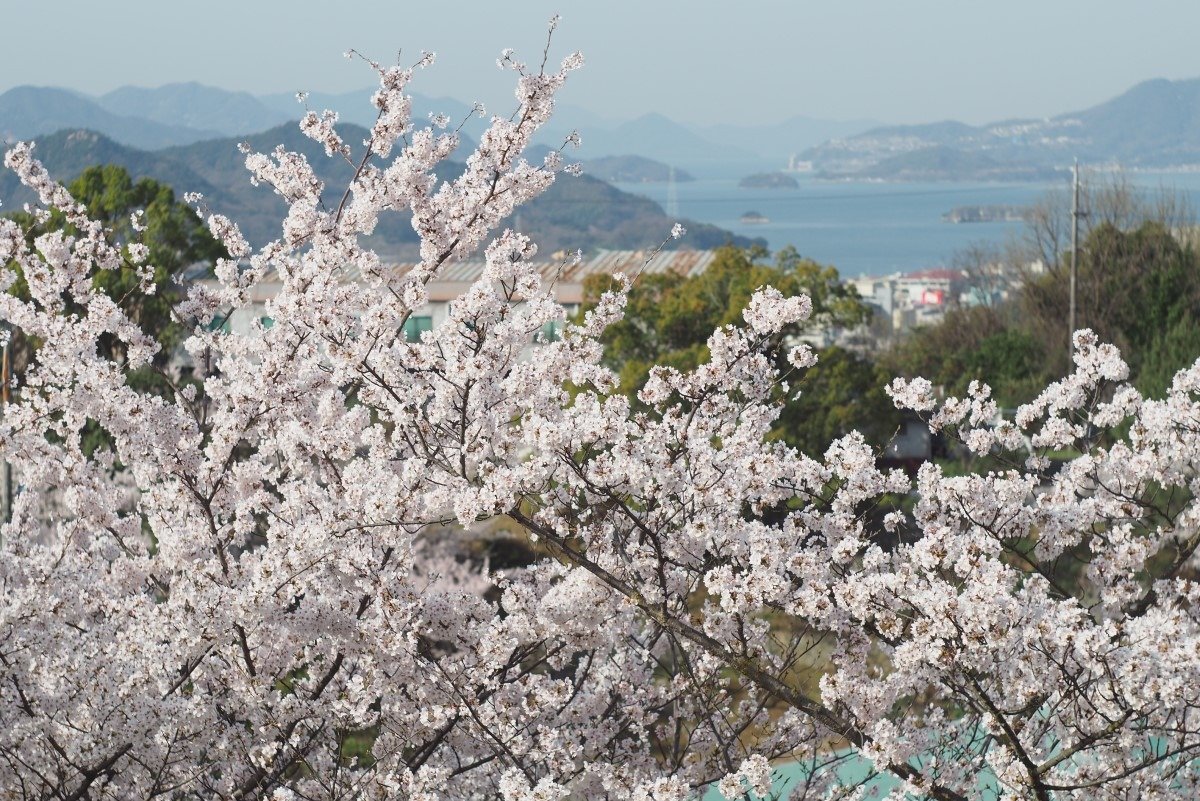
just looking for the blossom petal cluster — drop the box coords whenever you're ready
[4,28,1200,801]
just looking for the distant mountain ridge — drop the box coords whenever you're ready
[0,86,223,149]
[800,77,1200,180]
[2,82,868,174]
[100,82,292,137]
[1067,77,1200,163]
[8,76,1200,182]
[0,126,760,255]
[0,84,480,149]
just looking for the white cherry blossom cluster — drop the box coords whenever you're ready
[5,25,1200,801]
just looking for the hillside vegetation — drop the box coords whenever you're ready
[1,126,759,255]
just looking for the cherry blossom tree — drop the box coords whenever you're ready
[4,20,1200,801]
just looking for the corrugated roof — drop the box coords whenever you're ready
[225,250,725,308]
[324,249,719,289]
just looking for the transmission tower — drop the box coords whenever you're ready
[666,165,679,219]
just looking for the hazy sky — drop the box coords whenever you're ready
[7,0,1200,126]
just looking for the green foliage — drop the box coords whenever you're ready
[1021,221,1200,376]
[1138,313,1200,399]
[581,244,893,451]
[5,164,224,431]
[883,306,1049,408]
[888,220,1200,411]
[1090,222,1200,368]
[589,245,869,387]
[7,163,222,344]
[783,346,899,456]
[73,165,225,355]
[961,330,1046,407]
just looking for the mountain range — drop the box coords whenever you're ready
[0,86,224,150]
[4,76,1200,187]
[800,77,1200,180]
[0,81,877,173]
[0,124,761,256]
[0,83,478,148]
[102,83,291,137]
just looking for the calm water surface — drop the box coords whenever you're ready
[615,173,1200,278]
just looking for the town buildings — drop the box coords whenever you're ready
[197,249,1036,361]
[205,249,719,342]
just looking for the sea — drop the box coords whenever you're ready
[612,172,1200,279]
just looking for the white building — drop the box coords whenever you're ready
[200,249,720,343]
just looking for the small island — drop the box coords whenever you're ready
[942,205,1029,223]
[740,211,770,224]
[738,172,799,190]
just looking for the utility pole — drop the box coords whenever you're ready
[1069,159,1081,369]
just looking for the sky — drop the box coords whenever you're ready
[6,0,1200,126]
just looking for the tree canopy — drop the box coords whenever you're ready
[887,218,1200,407]
[581,244,895,451]
[4,163,224,382]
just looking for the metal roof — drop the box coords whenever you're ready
[223,250,722,306]
[337,249,719,288]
